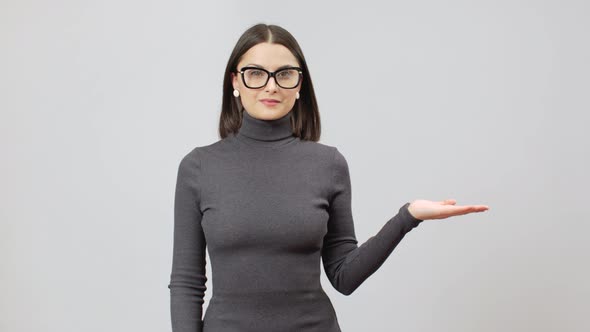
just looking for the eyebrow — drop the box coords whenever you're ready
[244,63,298,70]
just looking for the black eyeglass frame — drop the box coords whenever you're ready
[236,66,303,89]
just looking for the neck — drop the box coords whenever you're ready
[236,110,296,147]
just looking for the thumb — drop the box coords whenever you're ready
[440,199,456,205]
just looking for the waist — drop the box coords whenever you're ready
[203,288,341,332]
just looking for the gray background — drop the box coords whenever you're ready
[1,0,588,331]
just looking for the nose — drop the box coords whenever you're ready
[264,75,279,91]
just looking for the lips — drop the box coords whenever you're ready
[260,99,280,106]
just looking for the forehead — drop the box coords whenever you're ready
[238,42,300,70]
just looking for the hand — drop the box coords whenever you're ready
[407,199,489,221]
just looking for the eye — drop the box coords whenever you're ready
[277,70,294,78]
[246,69,265,77]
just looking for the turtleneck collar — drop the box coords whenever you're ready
[236,110,296,146]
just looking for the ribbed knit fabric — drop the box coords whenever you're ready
[168,110,424,332]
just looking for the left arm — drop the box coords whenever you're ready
[321,148,423,296]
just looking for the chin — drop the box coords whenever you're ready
[254,108,290,120]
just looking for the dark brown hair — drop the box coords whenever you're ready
[219,23,321,141]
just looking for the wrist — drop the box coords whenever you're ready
[406,202,423,222]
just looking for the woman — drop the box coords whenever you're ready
[168,23,489,332]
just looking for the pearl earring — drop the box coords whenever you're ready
[233,89,240,97]
[296,92,300,99]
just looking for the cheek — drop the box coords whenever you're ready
[287,93,298,104]
[242,91,258,105]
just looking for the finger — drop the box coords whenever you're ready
[440,199,456,205]
[448,206,474,217]
[445,205,488,218]
[467,205,489,211]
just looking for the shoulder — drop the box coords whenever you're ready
[177,141,214,173]
[298,140,343,159]
[298,140,349,177]
[312,141,348,168]
[179,136,232,164]
[176,146,202,183]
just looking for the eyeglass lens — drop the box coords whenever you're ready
[242,68,300,88]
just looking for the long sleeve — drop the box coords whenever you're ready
[168,150,207,331]
[321,148,424,296]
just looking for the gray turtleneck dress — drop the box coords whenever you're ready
[168,110,424,332]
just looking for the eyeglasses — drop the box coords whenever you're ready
[236,66,303,89]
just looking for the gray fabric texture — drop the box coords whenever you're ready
[168,110,424,331]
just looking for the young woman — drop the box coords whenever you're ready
[168,23,489,332]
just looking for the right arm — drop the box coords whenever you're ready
[168,150,207,332]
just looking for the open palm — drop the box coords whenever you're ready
[408,199,489,221]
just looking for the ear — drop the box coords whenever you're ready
[231,72,238,90]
